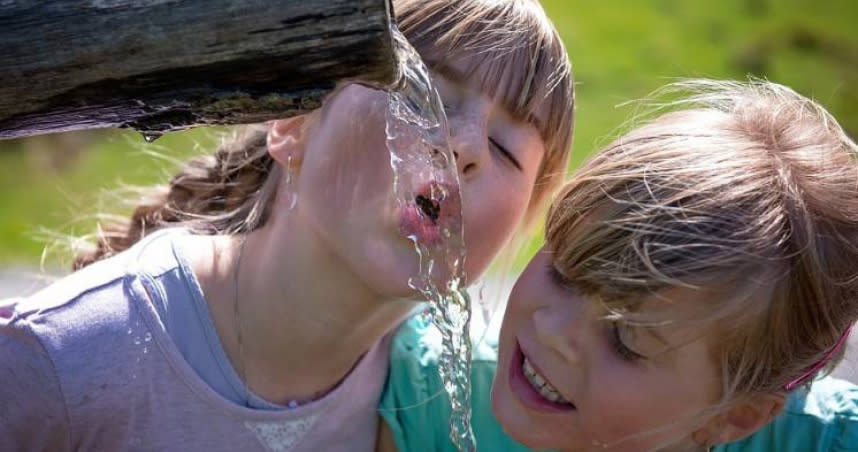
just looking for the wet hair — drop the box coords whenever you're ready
[546,79,858,402]
[73,0,574,270]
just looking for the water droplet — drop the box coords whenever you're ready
[142,346,148,354]
[140,131,163,143]
[144,332,152,342]
[133,337,141,345]
[127,327,133,335]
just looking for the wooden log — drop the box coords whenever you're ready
[0,0,399,139]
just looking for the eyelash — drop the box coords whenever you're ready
[610,322,645,362]
[489,137,522,170]
[437,84,521,171]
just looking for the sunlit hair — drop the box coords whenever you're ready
[73,0,574,269]
[546,79,858,408]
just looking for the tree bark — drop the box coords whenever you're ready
[0,0,399,139]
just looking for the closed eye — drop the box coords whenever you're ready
[489,137,522,170]
[610,321,646,363]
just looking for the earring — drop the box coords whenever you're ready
[284,155,298,210]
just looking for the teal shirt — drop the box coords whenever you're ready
[379,313,534,452]
[715,378,858,452]
[380,312,858,452]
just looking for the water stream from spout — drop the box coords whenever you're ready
[385,26,477,452]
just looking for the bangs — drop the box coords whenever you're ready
[396,0,575,217]
[545,181,783,339]
[543,112,793,330]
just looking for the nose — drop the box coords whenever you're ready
[448,113,485,177]
[533,305,582,365]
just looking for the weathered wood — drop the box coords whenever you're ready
[0,0,399,139]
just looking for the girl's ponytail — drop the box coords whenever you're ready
[73,125,281,270]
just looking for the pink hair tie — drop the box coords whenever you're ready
[784,324,854,391]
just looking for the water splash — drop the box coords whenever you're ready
[386,26,476,452]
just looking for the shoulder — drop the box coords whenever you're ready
[797,377,858,422]
[379,312,446,450]
[0,230,186,407]
[1,255,139,408]
[384,310,499,400]
[717,377,858,452]
[379,309,532,452]
[11,228,189,342]
[386,307,500,369]
[0,302,72,450]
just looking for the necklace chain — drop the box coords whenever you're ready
[232,235,251,407]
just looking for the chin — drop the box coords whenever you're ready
[491,379,570,452]
[364,269,421,300]
[491,382,539,448]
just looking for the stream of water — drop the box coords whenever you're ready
[385,27,476,452]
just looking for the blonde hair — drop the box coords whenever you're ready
[74,0,574,270]
[546,79,858,402]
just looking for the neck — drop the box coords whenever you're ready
[200,218,417,406]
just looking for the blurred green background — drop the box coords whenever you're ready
[1,0,856,270]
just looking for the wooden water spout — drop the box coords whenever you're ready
[0,0,399,139]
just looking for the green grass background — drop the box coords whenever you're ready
[1,0,856,269]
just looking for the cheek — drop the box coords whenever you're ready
[579,367,711,450]
[461,178,531,276]
[303,89,391,207]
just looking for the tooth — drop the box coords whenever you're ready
[544,390,559,402]
[522,356,573,405]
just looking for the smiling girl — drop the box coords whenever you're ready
[0,1,574,451]
[492,79,858,452]
[381,79,858,452]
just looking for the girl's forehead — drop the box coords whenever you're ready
[424,52,549,131]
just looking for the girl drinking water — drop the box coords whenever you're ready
[382,79,858,451]
[0,1,574,451]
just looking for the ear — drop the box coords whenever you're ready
[692,393,786,447]
[267,116,309,168]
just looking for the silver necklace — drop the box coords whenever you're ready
[232,235,251,407]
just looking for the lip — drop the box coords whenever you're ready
[509,340,576,413]
[397,180,462,247]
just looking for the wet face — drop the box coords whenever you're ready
[281,60,545,298]
[492,249,723,452]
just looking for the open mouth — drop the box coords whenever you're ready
[415,193,441,222]
[510,341,576,412]
[522,356,572,405]
[398,180,459,246]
